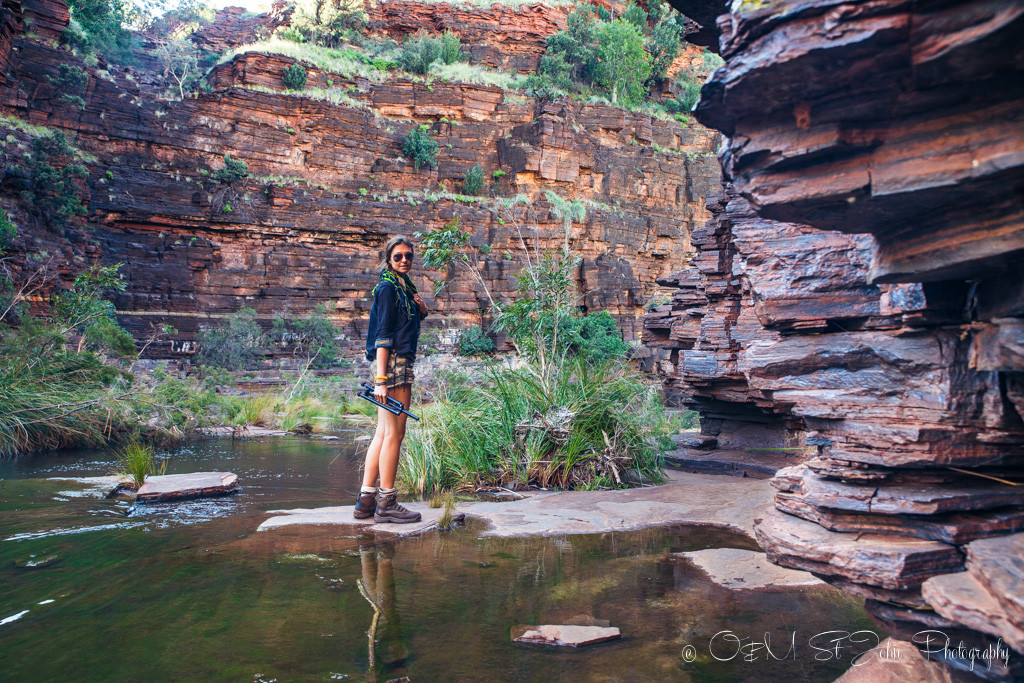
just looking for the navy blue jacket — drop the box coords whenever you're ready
[365,279,425,361]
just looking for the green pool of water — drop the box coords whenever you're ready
[1,436,882,681]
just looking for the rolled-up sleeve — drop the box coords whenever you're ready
[372,284,397,351]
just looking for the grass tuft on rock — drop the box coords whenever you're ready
[399,354,672,495]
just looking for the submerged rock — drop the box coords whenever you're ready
[513,624,621,647]
[135,473,239,502]
[675,547,823,591]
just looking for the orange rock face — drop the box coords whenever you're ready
[0,0,720,359]
[366,0,571,72]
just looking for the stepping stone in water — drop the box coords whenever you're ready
[135,472,239,502]
[676,547,824,590]
[513,624,621,647]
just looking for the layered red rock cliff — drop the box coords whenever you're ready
[0,0,720,356]
[653,0,1024,677]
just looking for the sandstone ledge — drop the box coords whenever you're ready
[258,470,773,538]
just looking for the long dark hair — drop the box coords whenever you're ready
[376,235,415,285]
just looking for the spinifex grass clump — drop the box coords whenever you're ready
[116,437,166,488]
[0,322,136,457]
[399,355,669,495]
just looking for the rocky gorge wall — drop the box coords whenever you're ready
[651,0,1024,677]
[0,0,720,357]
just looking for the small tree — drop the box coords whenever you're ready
[595,20,651,105]
[402,125,438,170]
[50,263,135,356]
[156,37,200,99]
[462,164,484,196]
[647,13,681,85]
[417,215,497,309]
[282,64,307,90]
[544,4,600,85]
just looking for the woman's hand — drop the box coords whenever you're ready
[413,293,427,316]
[374,382,388,404]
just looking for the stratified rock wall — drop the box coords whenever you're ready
[366,0,570,72]
[0,0,720,358]
[658,0,1024,675]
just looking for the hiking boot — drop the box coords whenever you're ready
[353,491,377,519]
[374,492,421,524]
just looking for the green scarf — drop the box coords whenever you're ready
[373,268,418,317]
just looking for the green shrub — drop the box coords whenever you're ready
[268,304,341,369]
[596,4,611,21]
[282,63,307,90]
[622,2,648,28]
[440,31,462,65]
[402,125,438,170]
[18,131,88,228]
[48,64,89,107]
[212,154,248,184]
[562,311,629,362]
[289,0,367,47]
[462,164,484,195]
[544,4,599,85]
[666,77,702,113]
[458,324,493,355]
[0,324,132,457]
[195,307,265,371]
[398,32,442,75]
[0,209,15,253]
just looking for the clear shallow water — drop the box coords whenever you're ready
[1,437,880,681]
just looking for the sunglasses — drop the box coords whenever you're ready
[391,252,414,262]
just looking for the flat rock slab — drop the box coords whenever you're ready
[136,472,239,502]
[754,509,963,590]
[675,547,824,590]
[966,532,1024,626]
[921,570,1024,654]
[513,624,621,647]
[777,465,1024,515]
[833,637,961,683]
[775,492,1024,545]
[462,470,772,537]
[258,502,449,537]
[254,471,773,539]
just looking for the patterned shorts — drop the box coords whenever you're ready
[372,353,415,389]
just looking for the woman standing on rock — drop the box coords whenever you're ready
[355,235,428,524]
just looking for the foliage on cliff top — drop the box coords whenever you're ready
[218,39,391,82]
[65,0,138,64]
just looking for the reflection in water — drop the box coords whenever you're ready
[357,540,409,680]
[0,438,885,682]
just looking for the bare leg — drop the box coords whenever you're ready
[377,385,411,490]
[361,405,391,489]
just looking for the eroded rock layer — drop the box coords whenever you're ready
[657,0,1024,675]
[0,0,719,356]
